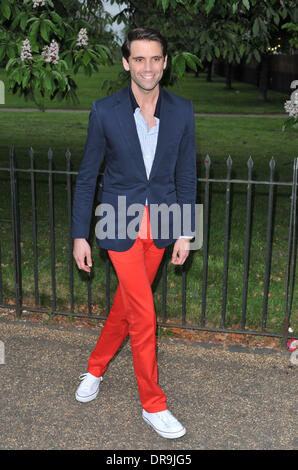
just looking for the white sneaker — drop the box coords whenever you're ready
[75,372,103,403]
[142,409,186,439]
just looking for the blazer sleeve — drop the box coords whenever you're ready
[175,100,197,238]
[71,101,106,239]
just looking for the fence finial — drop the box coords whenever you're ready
[247,156,254,168]
[65,148,71,161]
[227,155,233,168]
[29,147,34,165]
[204,154,211,169]
[9,145,15,158]
[269,156,275,170]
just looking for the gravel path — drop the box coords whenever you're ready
[0,319,296,450]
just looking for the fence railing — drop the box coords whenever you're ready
[0,147,297,348]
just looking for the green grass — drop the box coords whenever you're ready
[0,112,297,179]
[168,74,289,115]
[0,66,297,336]
[195,116,298,181]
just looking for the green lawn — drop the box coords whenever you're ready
[168,74,289,115]
[0,112,297,180]
[0,66,296,337]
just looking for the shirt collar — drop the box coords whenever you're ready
[129,84,161,119]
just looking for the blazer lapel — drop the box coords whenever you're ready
[149,87,175,181]
[114,86,148,180]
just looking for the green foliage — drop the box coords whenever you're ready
[172,53,202,78]
[0,0,114,110]
[282,116,298,132]
[281,22,298,49]
[152,0,298,65]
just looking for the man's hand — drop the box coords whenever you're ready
[171,238,191,265]
[73,238,92,273]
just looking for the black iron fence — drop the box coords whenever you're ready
[0,147,297,347]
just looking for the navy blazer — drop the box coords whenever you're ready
[71,85,197,251]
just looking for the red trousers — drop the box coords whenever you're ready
[88,206,167,412]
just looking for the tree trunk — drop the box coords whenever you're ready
[206,60,213,81]
[225,62,232,89]
[258,54,269,101]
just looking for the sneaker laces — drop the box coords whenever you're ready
[157,410,177,425]
[78,373,102,382]
[79,373,88,381]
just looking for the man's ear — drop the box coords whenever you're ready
[122,56,130,71]
[163,55,168,70]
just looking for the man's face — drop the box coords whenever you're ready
[122,39,167,92]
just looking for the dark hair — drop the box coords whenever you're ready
[121,28,168,61]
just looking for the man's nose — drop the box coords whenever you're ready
[143,59,153,71]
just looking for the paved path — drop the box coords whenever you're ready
[0,107,286,117]
[0,319,296,450]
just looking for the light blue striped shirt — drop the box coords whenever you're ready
[133,107,159,206]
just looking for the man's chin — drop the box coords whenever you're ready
[134,80,160,92]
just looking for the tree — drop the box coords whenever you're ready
[185,2,245,87]
[233,0,298,101]
[161,0,298,100]
[0,0,115,110]
[281,22,298,50]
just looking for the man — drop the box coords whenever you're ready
[72,28,197,439]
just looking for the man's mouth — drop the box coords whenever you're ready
[141,74,154,79]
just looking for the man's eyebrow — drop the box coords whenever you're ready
[132,55,163,59]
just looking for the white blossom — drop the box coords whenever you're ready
[20,39,33,62]
[284,100,298,119]
[41,40,59,65]
[33,0,46,7]
[77,28,88,47]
